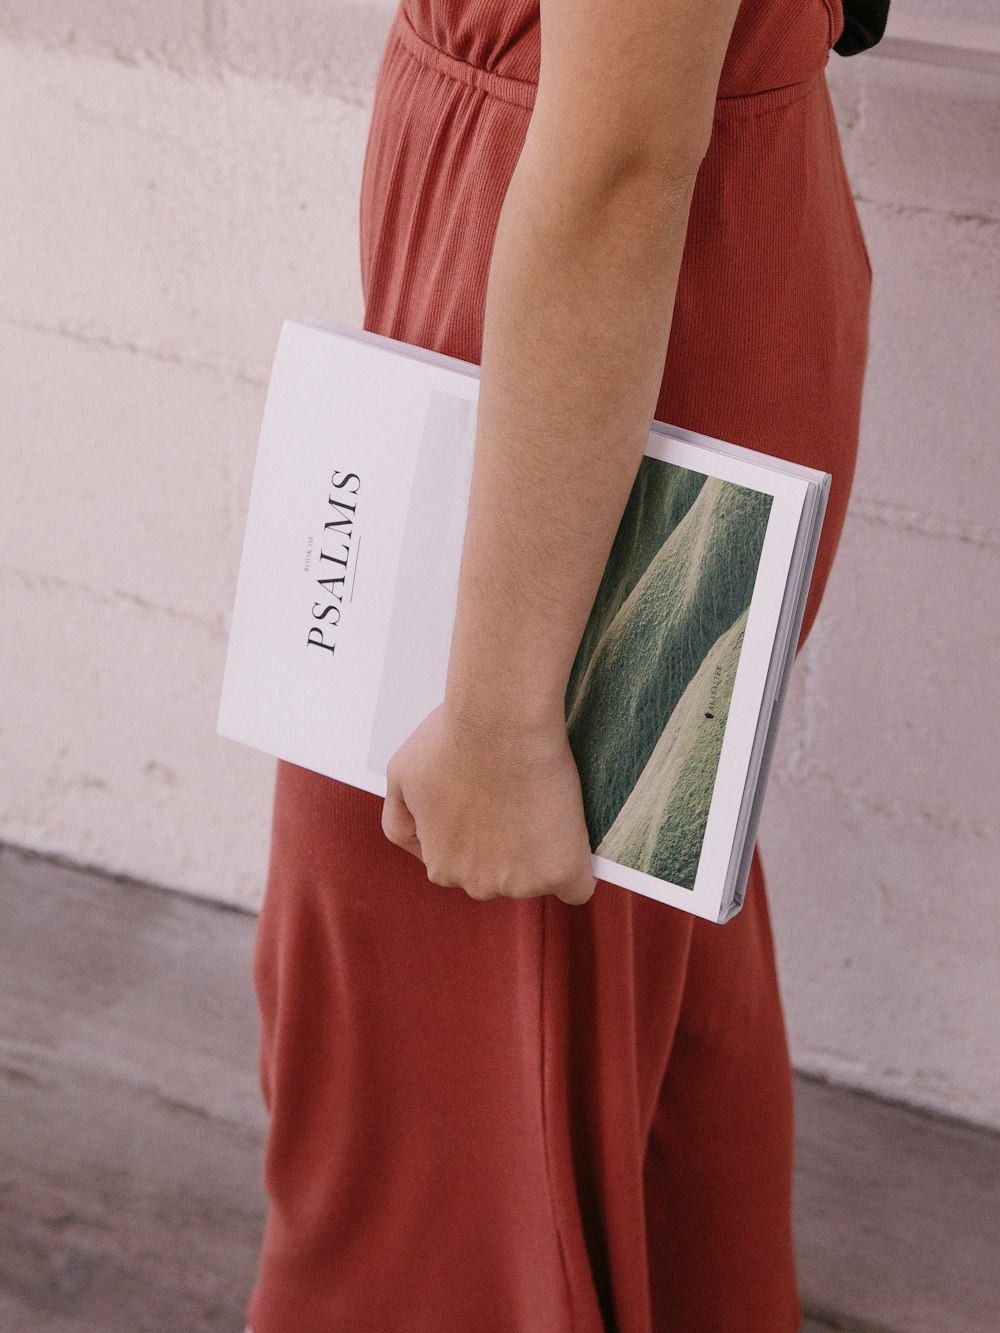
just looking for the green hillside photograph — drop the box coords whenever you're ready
[565,456,772,891]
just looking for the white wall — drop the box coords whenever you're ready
[762,16,1000,1132]
[1,1,998,1129]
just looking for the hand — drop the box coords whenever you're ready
[380,701,598,906]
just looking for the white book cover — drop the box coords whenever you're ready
[217,317,831,924]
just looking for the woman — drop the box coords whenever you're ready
[245,0,871,1327]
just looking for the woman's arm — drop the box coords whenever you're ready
[381,0,742,904]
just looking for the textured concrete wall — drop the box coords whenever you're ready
[0,0,394,903]
[1,2,998,1128]
[761,29,1000,1132]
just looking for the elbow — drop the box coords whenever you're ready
[600,139,708,197]
[597,109,714,192]
[521,107,710,204]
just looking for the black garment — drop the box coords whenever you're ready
[834,0,891,56]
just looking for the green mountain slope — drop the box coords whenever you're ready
[596,605,750,891]
[566,473,771,845]
[565,458,707,709]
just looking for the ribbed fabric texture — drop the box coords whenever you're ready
[246,2,871,1330]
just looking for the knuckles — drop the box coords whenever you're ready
[424,862,462,890]
[436,867,593,904]
[416,849,595,904]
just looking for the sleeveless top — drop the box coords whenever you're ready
[399,0,848,101]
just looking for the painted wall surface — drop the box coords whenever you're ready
[1,1,997,1128]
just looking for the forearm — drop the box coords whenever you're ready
[443,140,699,732]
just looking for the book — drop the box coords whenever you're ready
[216,316,831,924]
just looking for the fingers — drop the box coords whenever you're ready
[380,757,598,905]
[555,866,599,907]
[381,766,423,862]
[460,862,599,905]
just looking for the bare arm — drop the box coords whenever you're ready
[382,0,742,903]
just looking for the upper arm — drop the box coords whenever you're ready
[529,0,744,181]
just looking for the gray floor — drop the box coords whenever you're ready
[1,843,997,1333]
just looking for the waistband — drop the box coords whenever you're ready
[389,6,538,110]
[388,4,824,119]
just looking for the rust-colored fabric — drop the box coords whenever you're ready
[246,0,871,1328]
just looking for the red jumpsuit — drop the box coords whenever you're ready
[246,0,871,1328]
